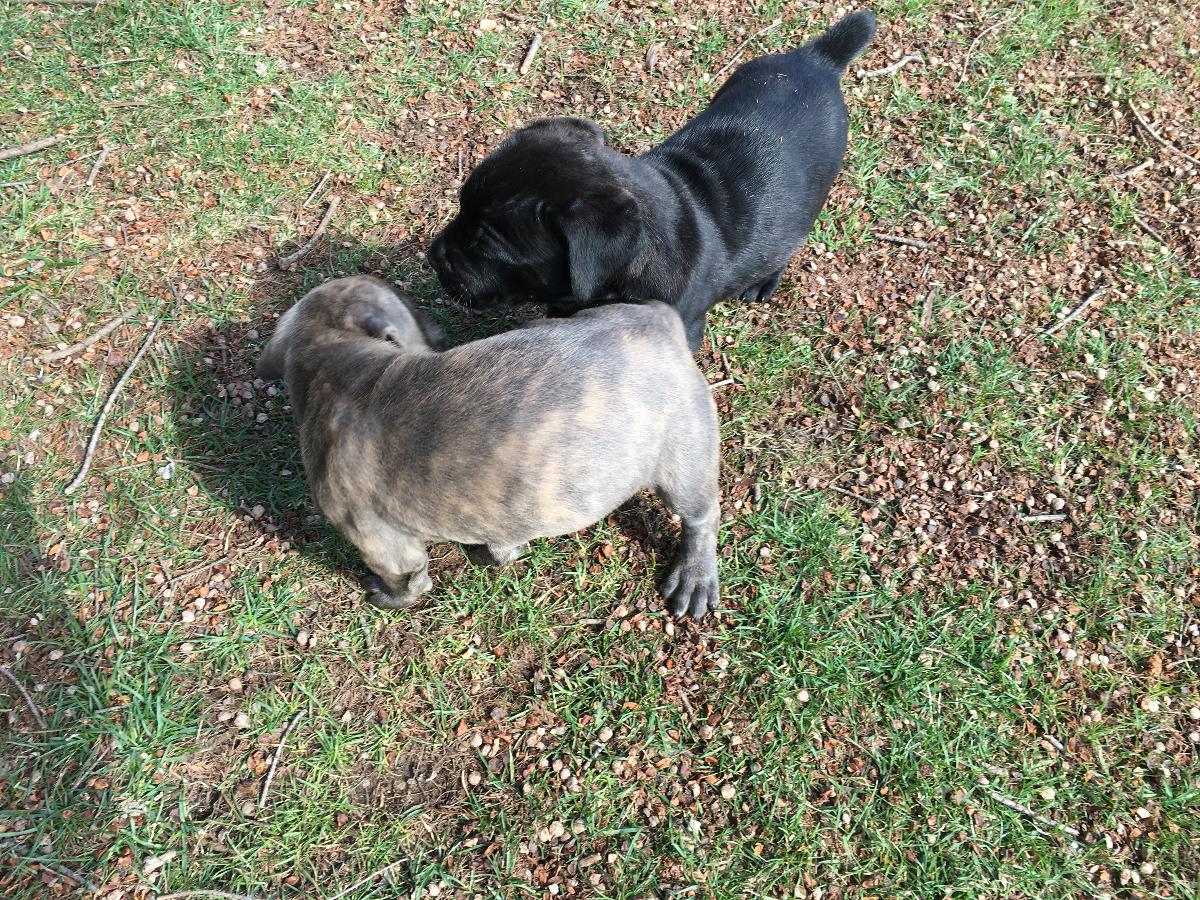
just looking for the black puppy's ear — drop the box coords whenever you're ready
[559,189,645,302]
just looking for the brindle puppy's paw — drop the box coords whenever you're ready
[361,572,426,610]
[462,543,527,567]
[661,555,720,620]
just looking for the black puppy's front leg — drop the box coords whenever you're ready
[738,268,786,304]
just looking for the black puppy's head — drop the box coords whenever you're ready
[428,117,646,310]
[257,276,445,381]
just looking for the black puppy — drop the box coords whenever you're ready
[429,10,876,350]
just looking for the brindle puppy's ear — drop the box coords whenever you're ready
[558,188,645,302]
[412,309,447,351]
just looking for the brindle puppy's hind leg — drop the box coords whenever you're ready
[462,542,528,567]
[352,522,432,610]
[655,386,722,619]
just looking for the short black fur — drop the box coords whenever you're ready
[428,10,876,350]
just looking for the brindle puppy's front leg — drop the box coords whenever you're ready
[355,525,432,610]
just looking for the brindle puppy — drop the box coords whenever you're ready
[258,276,721,618]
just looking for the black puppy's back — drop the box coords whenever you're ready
[640,12,876,334]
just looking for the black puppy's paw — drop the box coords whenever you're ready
[661,555,720,620]
[738,269,785,304]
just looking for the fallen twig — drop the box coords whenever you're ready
[829,485,877,507]
[277,195,339,269]
[1133,213,1169,247]
[860,53,921,78]
[708,378,735,391]
[921,289,936,329]
[84,145,111,188]
[714,19,782,80]
[42,307,133,362]
[1113,158,1153,179]
[645,43,660,73]
[89,56,149,67]
[155,892,262,900]
[519,33,543,74]
[303,171,331,208]
[258,709,305,809]
[1042,285,1109,337]
[958,11,1017,85]
[987,789,1081,839]
[1127,101,1200,169]
[0,839,98,893]
[326,858,408,900]
[0,664,47,729]
[0,133,62,164]
[1022,513,1067,523]
[873,232,932,250]
[64,315,162,494]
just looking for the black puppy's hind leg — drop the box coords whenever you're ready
[738,267,785,304]
[354,523,433,610]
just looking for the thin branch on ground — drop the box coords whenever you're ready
[42,308,133,362]
[873,232,932,250]
[303,171,331,208]
[0,665,47,729]
[155,892,262,900]
[708,378,735,391]
[278,196,339,269]
[0,133,62,163]
[645,43,660,73]
[1133,213,1169,246]
[958,11,1017,85]
[921,289,936,329]
[1127,101,1200,168]
[1022,513,1067,523]
[986,790,1081,839]
[860,54,921,78]
[258,710,305,809]
[0,839,98,893]
[64,315,163,494]
[714,19,782,80]
[1042,285,1109,337]
[1113,158,1153,179]
[519,33,543,74]
[327,858,409,900]
[828,485,878,507]
[84,146,111,188]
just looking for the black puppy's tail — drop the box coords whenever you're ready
[808,10,877,71]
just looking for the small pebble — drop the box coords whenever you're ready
[234,711,251,729]
[1140,862,1154,876]
[698,724,714,740]
[228,677,243,693]
[180,609,195,624]
[598,726,613,742]
[798,689,810,703]
[296,630,310,649]
[467,771,482,787]
[1040,787,1056,801]
[241,800,257,817]
[720,783,736,800]
[48,649,64,661]
[1188,707,1200,721]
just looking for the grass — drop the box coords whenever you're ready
[2,0,1199,898]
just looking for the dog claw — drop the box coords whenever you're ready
[662,556,720,620]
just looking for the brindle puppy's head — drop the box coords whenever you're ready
[257,275,445,381]
[427,117,647,311]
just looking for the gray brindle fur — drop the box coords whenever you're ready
[257,276,722,618]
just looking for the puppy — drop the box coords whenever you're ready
[257,276,722,618]
[428,10,877,350]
